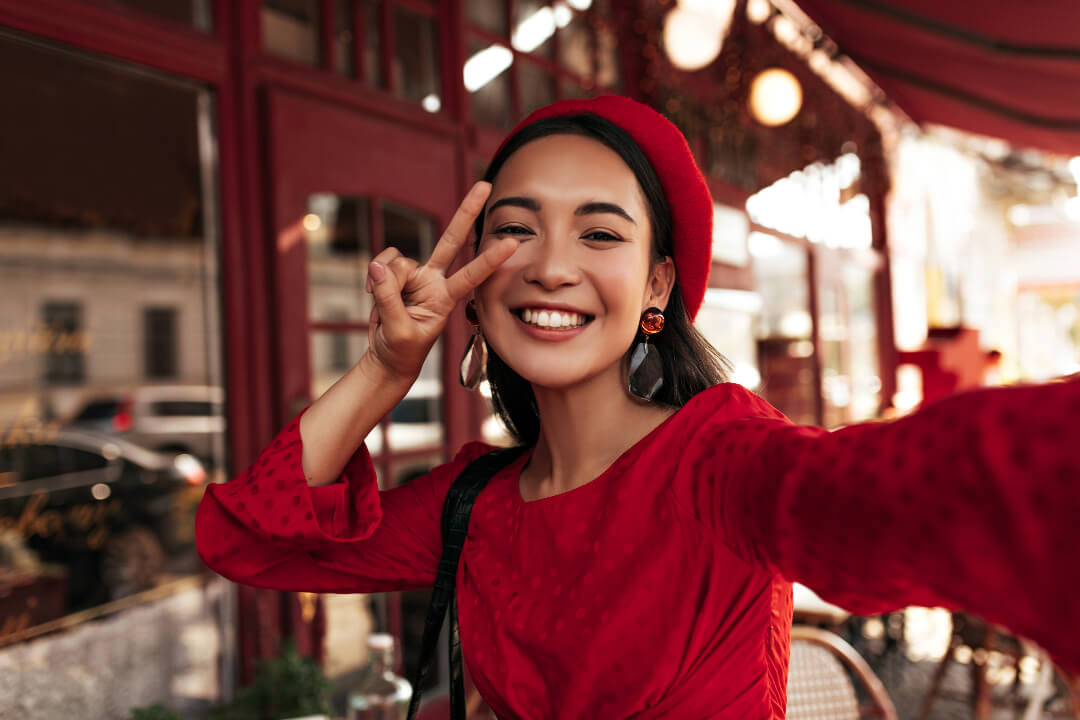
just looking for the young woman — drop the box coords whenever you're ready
[196,96,1080,719]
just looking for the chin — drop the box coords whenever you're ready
[493,347,621,392]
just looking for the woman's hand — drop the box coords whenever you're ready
[364,181,517,379]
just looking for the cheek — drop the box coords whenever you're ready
[591,253,650,317]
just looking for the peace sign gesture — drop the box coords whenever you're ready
[364,181,517,380]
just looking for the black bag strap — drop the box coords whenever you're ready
[406,446,527,720]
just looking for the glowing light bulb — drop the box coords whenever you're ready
[749,67,803,126]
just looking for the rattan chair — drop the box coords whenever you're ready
[787,625,899,720]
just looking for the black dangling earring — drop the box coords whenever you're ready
[459,299,487,390]
[628,307,665,401]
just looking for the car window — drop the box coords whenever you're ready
[18,444,107,481]
[0,446,15,486]
[73,399,121,420]
[150,400,213,416]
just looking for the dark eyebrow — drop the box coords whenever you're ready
[575,201,636,225]
[488,196,636,225]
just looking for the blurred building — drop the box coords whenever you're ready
[0,0,1077,718]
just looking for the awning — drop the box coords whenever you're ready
[791,0,1080,155]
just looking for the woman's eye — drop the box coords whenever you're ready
[584,231,622,242]
[494,225,532,236]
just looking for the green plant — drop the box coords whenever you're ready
[209,638,331,720]
[130,704,180,720]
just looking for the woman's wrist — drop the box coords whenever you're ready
[356,349,418,390]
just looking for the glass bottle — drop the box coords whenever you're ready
[346,633,413,720]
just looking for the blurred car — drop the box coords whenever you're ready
[65,384,225,467]
[0,427,207,609]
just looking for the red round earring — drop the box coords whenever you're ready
[640,307,665,335]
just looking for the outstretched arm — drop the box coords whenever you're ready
[678,379,1080,672]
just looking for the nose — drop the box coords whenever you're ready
[521,234,580,290]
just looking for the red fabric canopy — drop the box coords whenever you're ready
[792,0,1080,155]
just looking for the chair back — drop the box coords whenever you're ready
[787,625,899,720]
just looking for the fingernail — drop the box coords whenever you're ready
[369,261,386,283]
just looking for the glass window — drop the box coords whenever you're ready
[0,33,225,636]
[467,0,508,36]
[144,307,178,380]
[818,256,881,427]
[696,290,762,391]
[556,10,591,78]
[382,201,436,262]
[81,0,214,30]
[518,60,555,118]
[467,37,513,128]
[595,23,620,90]
[307,195,374,325]
[559,76,592,100]
[750,233,818,425]
[362,0,383,87]
[334,0,356,77]
[392,5,441,109]
[262,0,322,66]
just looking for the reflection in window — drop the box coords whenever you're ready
[362,0,383,87]
[0,32,224,639]
[750,232,818,425]
[393,5,441,110]
[819,259,881,426]
[466,37,513,128]
[334,0,355,77]
[387,344,443,452]
[467,0,508,35]
[512,0,554,57]
[559,76,592,100]
[262,0,322,66]
[306,195,374,324]
[596,24,621,90]
[519,60,555,117]
[557,11,592,78]
[383,201,436,262]
[86,0,214,30]
[696,290,761,391]
[311,329,369,398]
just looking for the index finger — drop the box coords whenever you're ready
[426,182,492,272]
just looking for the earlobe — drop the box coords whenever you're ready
[648,257,677,309]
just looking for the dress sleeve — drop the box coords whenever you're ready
[195,405,492,593]
[673,379,1080,673]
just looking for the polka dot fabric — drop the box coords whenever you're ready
[196,378,1080,718]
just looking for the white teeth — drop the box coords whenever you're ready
[519,308,588,329]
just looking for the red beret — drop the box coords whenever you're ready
[495,95,714,320]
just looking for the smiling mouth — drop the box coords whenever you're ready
[513,308,594,330]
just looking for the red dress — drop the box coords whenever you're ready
[196,380,1080,719]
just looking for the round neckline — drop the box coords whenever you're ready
[512,406,683,506]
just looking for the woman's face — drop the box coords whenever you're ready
[474,133,675,391]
